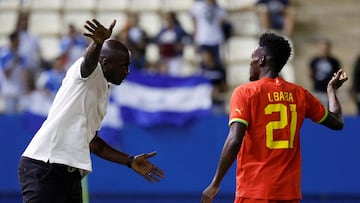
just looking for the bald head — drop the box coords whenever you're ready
[100,39,130,59]
[98,39,131,85]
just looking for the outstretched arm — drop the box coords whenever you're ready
[80,19,115,78]
[201,122,246,203]
[90,133,164,183]
[321,69,348,130]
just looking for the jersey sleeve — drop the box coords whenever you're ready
[304,89,328,123]
[228,86,250,127]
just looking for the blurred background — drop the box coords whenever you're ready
[0,0,359,202]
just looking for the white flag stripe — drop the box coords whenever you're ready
[112,81,212,112]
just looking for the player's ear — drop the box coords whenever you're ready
[100,57,109,69]
[259,56,265,67]
[101,57,107,65]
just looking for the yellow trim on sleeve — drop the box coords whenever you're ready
[316,109,329,123]
[229,118,248,126]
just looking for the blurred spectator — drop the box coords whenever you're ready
[153,11,191,76]
[309,38,340,106]
[0,31,29,114]
[36,56,66,100]
[200,49,228,114]
[350,55,360,115]
[256,0,296,37]
[116,13,149,70]
[190,0,227,65]
[14,11,42,74]
[18,56,66,115]
[59,23,88,70]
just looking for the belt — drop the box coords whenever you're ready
[22,156,79,174]
[52,163,78,173]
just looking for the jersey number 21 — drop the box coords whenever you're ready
[265,103,297,149]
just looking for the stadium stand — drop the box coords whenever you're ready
[0,0,359,115]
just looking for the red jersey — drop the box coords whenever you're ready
[229,77,327,200]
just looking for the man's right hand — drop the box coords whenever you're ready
[83,19,116,45]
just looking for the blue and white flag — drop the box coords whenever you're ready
[111,70,213,127]
[21,69,212,134]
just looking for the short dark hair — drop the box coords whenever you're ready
[259,32,291,73]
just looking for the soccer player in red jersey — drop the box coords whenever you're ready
[201,33,348,203]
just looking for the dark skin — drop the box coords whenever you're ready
[82,19,164,183]
[201,46,348,203]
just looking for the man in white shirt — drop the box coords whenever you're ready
[191,0,227,65]
[18,19,164,203]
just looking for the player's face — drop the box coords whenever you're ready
[249,47,262,81]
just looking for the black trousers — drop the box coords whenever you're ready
[18,156,82,203]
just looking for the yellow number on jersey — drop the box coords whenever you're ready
[264,103,297,149]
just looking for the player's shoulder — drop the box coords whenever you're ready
[280,77,308,90]
[281,78,314,99]
[286,79,308,90]
[233,80,261,95]
[234,81,253,90]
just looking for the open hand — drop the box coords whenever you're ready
[131,151,164,183]
[83,19,116,44]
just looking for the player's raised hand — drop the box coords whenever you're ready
[83,19,116,44]
[131,151,165,183]
[327,69,348,90]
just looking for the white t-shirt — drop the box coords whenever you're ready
[191,1,226,45]
[22,57,109,175]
